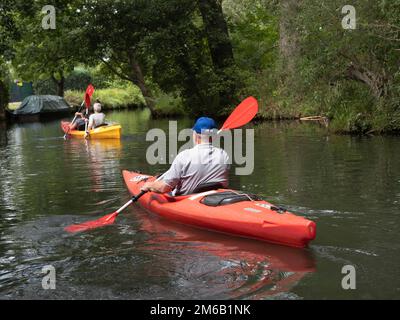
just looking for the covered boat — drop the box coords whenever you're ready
[7,95,72,121]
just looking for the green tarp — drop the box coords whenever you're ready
[12,95,71,115]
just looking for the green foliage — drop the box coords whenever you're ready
[64,68,92,91]
[145,0,236,117]
[64,84,145,110]
[64,84,184,116]
[88,65,126,89]
[33,79,57,95]
[33,68,91,95]
[4,0,400,131]
[11,1,85,95]
[153,92,184,117]
[72,0,241,117]
[0,1,26,113]
[0,0,27,60]
[278,0,400,132]
[225,0,279,72]
[34,66,130,94]
[223,0,400,132]
[0,61,11,114]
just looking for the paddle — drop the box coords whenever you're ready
[64,96,259,233]
[65,191,147,233]
[64,84,95,139]
[83,87,93,139]
[218,96,258,134]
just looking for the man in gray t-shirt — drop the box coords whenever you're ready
[88,103,106,130]
[141,117,230,196]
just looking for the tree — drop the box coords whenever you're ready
[74,0,158,115]
[280,0,400,131]
[0,64,10,119]
[224,0,278,73]
[196,0,240,113]
[279,0,300,78]
[0,0,24,117]
[75,0,240,117]
[145,0,222,116]
[198,0,234,70]
[12,1,84,97]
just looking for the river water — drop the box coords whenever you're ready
[0,109,399,299]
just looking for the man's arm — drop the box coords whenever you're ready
[141,180,173,193]
[88,115,94,130]
[141,151,186,194]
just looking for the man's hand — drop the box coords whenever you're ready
[141,180,172,194]
[141,182,154,192]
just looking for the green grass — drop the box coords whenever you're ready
[64,85,145,110]
[64,85,185,117]
[153,92,184,117]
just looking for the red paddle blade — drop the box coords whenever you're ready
[84,84,95,108]
[65,211,118,233]
[220,96,259,131]
[86,84,95,97]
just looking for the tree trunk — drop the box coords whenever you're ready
[197,0,234,70]
[346,63,387,98]
[51,73,65,97]
[57,76,65,97]
[131,58,156,117]
[279,0,301,76]
[198,0,238,110]
[0,80,7,120]
[101,55,156,116]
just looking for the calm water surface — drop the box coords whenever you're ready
[0,110,399,299]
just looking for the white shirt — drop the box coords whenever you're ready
[161,143,230,195]
[88,113,105,129]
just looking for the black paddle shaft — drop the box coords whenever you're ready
[132,190,147,202]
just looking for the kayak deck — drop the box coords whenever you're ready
[61,121,121,139]
[122,170,316,248]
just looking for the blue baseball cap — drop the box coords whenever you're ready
[192,117,217,134]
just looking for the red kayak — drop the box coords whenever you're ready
[122,170,316,248]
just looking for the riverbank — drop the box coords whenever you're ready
[4,88,400,135]
[64,87,185,118]
[64,86,145,110]
[255,93,400,135]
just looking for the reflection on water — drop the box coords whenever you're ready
[132,211,316,300]
[0,111,399,299]
[62,139,122,194]
[0,209,316,300]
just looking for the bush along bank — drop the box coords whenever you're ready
[64,86,145,110]
[64,87,186,118]
[242,71,400,135]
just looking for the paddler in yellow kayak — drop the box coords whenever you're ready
[141,117,230,196]
[69,102,106,138]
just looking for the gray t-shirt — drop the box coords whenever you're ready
[88,113,106,129]
[161,143,230,196]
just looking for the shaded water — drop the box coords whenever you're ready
[0,110,399,299]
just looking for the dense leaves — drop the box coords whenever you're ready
[1,0,400,130]
[11,1,86,97]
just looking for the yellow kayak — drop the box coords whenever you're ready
[61,121,122,139]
